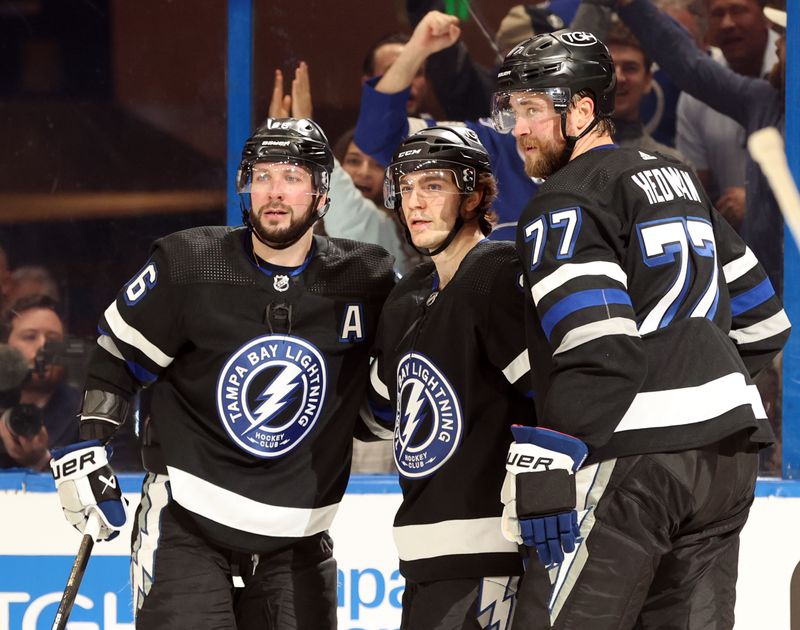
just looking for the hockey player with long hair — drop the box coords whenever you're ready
[492,30,791,629]
[49,118,395,629]
[368,126,546,629]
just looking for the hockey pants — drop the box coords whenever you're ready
[512,430,758,630]
[400,575,521,629]
[131,473,338,630]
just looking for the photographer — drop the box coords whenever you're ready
[0,295,80,470]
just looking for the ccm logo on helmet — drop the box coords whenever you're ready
[506,452,553,471]
[559,32,598,46]
[397,148,422,158]
[52,451,97,480]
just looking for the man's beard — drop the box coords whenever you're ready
[520,136,569,179]
[250,201,316,248]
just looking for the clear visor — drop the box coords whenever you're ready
[490,87,571,133]
[237,160,320,196]
[383,161,474,209]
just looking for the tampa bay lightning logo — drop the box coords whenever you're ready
[394,353,463,478]
[216,335,327,458]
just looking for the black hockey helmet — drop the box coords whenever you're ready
[384,126,492,211]
[493,30,615,130]
[238,118,333,212]
[238,118,334,247]
[384,126,493,256]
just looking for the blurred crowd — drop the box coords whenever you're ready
[0,0,789,475]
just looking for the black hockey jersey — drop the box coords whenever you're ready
[85,226,395,553]
[368,241,536,582]
[516,146,790,463]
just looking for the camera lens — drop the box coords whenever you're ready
[8,404,44,439]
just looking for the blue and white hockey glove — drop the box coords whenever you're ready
[50,440,128,541]
[501,426,588,567]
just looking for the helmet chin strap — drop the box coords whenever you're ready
[403,217,464,257]
[559,111,600,162]
[399,196,473,257]
[242,194,330,251]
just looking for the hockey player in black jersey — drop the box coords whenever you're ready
[48,117,396,629]
[368,126,547,629]
[491,31,791,629]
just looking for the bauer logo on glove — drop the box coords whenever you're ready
[50,439,128,541]
[500,425,588,567]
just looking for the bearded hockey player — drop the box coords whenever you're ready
[49,118,395,629]
[368,126,546,629]
[491,31,791,629]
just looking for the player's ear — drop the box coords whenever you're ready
[574,95,595,130]
[462,190,482,218]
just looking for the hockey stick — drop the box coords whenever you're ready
[51,511,103,630]
[747,127,800,247]
[465,2,505,65]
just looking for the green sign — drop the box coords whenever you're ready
[443,0,469,20]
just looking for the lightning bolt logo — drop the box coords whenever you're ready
[398,380,428,459]
[477,576,518,630]
[243,364,303,435]
[392,353,462,478]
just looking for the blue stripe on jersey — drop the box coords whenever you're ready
[730,278,775,316]
[127,360,158,384]
[541,289,632,340]
[368,400,395,423]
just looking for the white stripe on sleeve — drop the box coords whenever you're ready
[722,247,758,283]
[370,358,390,401]
[104,301,174,368]
[729,310,791,345]
[502,350,530,384]
[554,317,640,355]
[531,262,628,306]
[97,334,124,360]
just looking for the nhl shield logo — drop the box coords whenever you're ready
[273,274,290,292]
[394,353,463,478]
[216,335,327,458]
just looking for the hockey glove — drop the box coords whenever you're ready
[501,426,588,567]
[50,440,128,541]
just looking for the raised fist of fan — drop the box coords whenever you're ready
[50,439,128,541]
[408,11,461,57]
